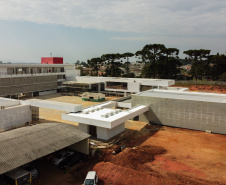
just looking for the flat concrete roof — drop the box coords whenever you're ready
[0,98,21,107]
[75,76,175,86]
[26,99,83,112]
[136,89,226,103]
[0,123,90,174]
[62,105,149,129]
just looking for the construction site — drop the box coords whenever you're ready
[0,60,226,185]
[16,91,226,185]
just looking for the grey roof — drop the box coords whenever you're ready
[136,90,226,103]
[0,123,90,174]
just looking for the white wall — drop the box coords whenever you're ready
[96,127,108,140]
[108,122,125,139]
[96,123,125,140]
[79,123,89,133]
[0,105,32,131]
[64,66,78,81]
[128,82,140,92]
[69,138,89,155]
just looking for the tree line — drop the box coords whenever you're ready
[82,44,226,81]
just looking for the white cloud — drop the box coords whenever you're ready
[0,0,226,38]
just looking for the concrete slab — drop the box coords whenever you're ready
[26,99,83,112]
[62,105,149,129]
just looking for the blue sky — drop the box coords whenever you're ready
[0,0,226,63]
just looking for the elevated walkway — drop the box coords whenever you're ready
[26,99,82,112]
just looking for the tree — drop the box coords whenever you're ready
[75,60,80,65]
[183,49,211,80]
[120,52,134,76]
[209,53,226,80]
[101,53,122,77]
[136,44,181,79]
[141,44,166,78]
[158,48,181,79]
[87,57,103,76]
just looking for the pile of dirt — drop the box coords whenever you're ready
[93,162,213,185]
[93,162,169,185]
[110,145,166,172]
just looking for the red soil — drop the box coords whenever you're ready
[88,126,226,185]
[173,84,226,94]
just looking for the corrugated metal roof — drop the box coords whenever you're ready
[0,123,90,174]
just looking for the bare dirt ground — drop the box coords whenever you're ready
[173,84,226,94]
[87,125,226,185]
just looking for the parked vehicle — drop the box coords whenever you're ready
[59,152,84,170]
[4,168,31,185]
[52,151,74,166]
[84,171,98,185]
[22,165,38,179]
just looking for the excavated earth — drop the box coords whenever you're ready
[173,84,226,94]
[70,125,226,185]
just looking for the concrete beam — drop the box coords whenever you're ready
[26,99,82,112]
[116,102,132,108]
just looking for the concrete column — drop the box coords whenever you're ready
[98,83,101,92]
[88,84,91,90]
[96,123,125,140]
[97,127,108,140]
[108,123,125,139]
[78,123,89,134]
[31,106,39,121]
[69,138,89,155]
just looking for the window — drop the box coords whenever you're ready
[106,82,128,90]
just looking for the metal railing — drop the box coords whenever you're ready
[0,72,66,77]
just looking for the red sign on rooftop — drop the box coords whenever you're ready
[41,57,63,64]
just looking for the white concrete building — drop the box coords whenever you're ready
[62,103,149,140]
[74,76,175,93]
